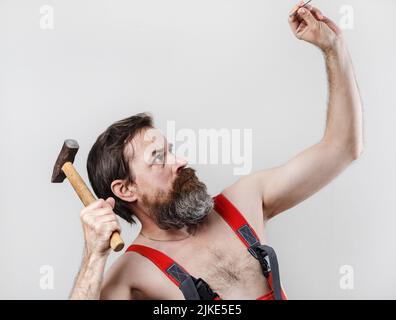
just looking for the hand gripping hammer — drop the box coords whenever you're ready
[51,139,124,252]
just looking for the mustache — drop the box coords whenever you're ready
[173,167,199,191]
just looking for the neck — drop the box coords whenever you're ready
[141,222,193,241]
[133,205,194,241]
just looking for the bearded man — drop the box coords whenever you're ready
[69,2,363,300]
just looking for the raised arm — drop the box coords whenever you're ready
[237,3,363,220]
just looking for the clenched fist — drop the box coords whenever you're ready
[289,1,343,54]
[80,197,121,257]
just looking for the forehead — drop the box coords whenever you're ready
[125,127,166,163]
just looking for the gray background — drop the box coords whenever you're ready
[0,0,395,299]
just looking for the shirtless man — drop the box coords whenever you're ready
[69,2,363,300]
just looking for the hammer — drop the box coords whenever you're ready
[51,139,125,252]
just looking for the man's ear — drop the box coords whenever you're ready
[111,179,137,203]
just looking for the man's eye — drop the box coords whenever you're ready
[153,153,165,164]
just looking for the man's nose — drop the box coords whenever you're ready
[170,155,188,174]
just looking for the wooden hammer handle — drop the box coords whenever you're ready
[61,161,125,252]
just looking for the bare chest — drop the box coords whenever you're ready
[191,242,268,299]
[139,214,270,300]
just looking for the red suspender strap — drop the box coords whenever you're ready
[214,193,286,300]
[213,193,261,249]
[126,244,191,287]
[126,244,219,300]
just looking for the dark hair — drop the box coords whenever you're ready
[87,112,154,224]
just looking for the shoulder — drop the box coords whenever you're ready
[104,246,152,285]
[101,244,182,299]
[218,174,267,238]
[100,248,150,299]
[219,174,262,210]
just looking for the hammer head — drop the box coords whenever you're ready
[51,139,80,183]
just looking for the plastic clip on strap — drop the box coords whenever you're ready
[180,276,219,300]
[194,277,220,300]
[252,244,283,300]
[179,276,201,300]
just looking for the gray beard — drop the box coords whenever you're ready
[144,168,214,233]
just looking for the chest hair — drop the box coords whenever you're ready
[197,244,264,294]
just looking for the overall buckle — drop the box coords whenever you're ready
[249,245,271,278]
[194,278,219,300]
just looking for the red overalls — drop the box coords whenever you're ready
[126,193,287,300]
